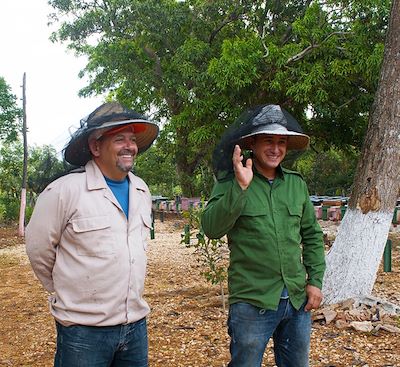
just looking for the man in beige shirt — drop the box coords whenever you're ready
[26,102,159,367]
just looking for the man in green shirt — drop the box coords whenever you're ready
[201,104,325,367]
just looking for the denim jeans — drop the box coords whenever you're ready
[227,299,311,367]
[54,318,148,367]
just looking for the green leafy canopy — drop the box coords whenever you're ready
[0,77,22,142]
[48,0,391,196]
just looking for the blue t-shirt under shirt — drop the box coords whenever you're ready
[104,176,129,218]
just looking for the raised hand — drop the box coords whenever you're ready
[232,145,253,190]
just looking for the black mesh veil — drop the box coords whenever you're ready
[63,102,159,166]
[79,102,147,129]
[212,104,308,181]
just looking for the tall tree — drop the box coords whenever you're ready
[48,0,390,195]
[27,145,65,195]
[0,76,22,142]
[322,0,400,304]
[0,142,64,222]
[295,147,359,196]
[133,143,180,198]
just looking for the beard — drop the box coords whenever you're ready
[116,160,133,173]
[116,150,136,173]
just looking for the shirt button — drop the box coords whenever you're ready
[131,258,135,264]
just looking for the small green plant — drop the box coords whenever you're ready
[0,195,20,223]
[181,206,228,311]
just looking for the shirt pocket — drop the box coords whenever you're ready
[141,213,153,250]
[287,205,303,226]
[241,207,269,216]
[236,207,269,239]
[71,215,115,256]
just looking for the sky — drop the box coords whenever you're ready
[1,0,105,154]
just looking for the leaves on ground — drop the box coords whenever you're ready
[0,220,399,366]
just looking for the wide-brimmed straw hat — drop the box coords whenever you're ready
[64,102,159,166]
[212,104,310,181]
[238,105,309,150]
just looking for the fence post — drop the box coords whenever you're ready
[184,224,190,244]
[340,206,346,220]
[392,207,398,224]
[383,239,392,272]
[322,206,329,221]
[150,212,155,240]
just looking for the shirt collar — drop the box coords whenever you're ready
[85,160,147,191]
[253,164,285,181]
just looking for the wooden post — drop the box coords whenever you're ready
[392,207,398,224]
[18,72,28,237]
[383,240,392,272]
[322,205,329,221]
[184,224,190,244]
[340,206,347,220]
[150,210,155,239]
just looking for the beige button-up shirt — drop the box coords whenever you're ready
[26,160,152,326]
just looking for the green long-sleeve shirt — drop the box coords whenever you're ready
[201,166,325,311]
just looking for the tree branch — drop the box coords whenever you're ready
[142,45,181,114]
[209,11,240,45]
[335,96,358,109]
[286,43,319,63]
[286,31,352,64]
[280,0,313,45]
[143,46,162,86]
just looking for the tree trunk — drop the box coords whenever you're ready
[176,153,197,197]
[175,128,198,197]
[322,0,400,305]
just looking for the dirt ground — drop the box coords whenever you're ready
[0,219,399,367]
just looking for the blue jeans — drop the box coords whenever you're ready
[54,318,148,367]
[227,300,311,367]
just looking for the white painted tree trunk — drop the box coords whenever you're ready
[322,0,400,305]
[322,209,392,304]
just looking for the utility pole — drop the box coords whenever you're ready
[18,72,28,237]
